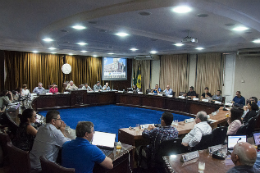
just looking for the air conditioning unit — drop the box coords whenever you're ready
[237,48,260,57]
[134,55,159,60]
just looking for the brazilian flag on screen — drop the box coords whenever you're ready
[136,65,141,89]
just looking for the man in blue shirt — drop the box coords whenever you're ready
[163,85,173,96]
[233,91,245,107]
[62,121,113,173]
[33,82,45,94]
[151,84,161,94]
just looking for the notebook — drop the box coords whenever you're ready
[92,131,116,150]
[253,132,260,149]
[227,135,247,152]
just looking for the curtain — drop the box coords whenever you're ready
[4,51,64,92]
[195,53,223,97]
[160,54,189,96]
[132,60,151,92]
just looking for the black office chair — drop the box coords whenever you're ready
[211,126,227,145]
[192,134,213,151]
[236,125,248,135]
[246,116,258,137]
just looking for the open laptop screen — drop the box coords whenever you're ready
[253,132,260,146]
[92,131,116,149]
[227,135,247,149]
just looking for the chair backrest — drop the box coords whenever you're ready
[6,143,31,173]
[78,84,84,88]
[211,126,227,145]
[179,92,185,96]
[172,92,176,97]
[192,133,213,151]
[255,113,260,131]
[222,97,226,103]
[0,133,11,162]
[146,89,152,94]
[247,116,258,136]
[236,125,248,135]
[40,156,75,173]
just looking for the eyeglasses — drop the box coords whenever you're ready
[54,118,62,121]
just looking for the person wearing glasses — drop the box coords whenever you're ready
[163,85,173,96]
[62,121,113,172]
[30,110,70,171]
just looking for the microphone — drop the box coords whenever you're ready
[237,138,242,143]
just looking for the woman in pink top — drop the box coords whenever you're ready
[49,83,58,94]
[227,107,243,135]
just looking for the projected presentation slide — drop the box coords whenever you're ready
[102,57,127,81]
[228,136,247,149]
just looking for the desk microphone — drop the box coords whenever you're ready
[237,138,241,143]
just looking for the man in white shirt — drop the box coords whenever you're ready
[30,110,70,171]
[66,80,78,90]
[82,83,92,91]
[103,82,110,90]
[181,111,212,147]
[163,85,173,96]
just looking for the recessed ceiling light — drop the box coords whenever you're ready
[32,50,38,53]
[174,43,184,46]
[48,47,56,50]
[232,26,249,31]
[195,47,204,50]
[108,53,115,55]
[43,38,54,42]
[130,48,138,51]
[81,50,87,53]
[172,6,192,13]
[150,50,157,54]
[252,39,260,43]
[77,42,87,46]
[116,32,129,37]
[68,53,73,55]
[93,55,97,57]
[72,25,86,30]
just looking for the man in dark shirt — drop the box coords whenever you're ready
[201,87,212,99]
[184,86,197,99]
[139,112,178,165]
[233,91,245,107]
[227,142,260,173]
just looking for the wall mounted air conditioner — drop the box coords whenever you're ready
[237,48,260,57]
[134,54,159,60]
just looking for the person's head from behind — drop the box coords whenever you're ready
[216,90,222,96]
[19,109,36,124]
[85,83,88,88]
[22,84,27,89]
[190,86,194,92]
[231,142,257,166]
[250,97,258,103]
[155,84,158,89]
[166,85,170,90]
[69,80,73,86]
[161,112,173,126]
[97,81,100,86]
[204,87,209,93]
[46,110,62,129]
[76,121,94,142]
[38,82,42,88]
[247,101,259,111]
[195,111,207,124]
[230,107,243,123]
[236,91,241,97]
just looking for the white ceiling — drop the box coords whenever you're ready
[1,0,260,57]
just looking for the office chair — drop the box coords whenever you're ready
[192,134,213,151]
[236,125,248,135]
[211,126,227,145]
[246,116,258,137]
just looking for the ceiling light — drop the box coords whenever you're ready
[93,55,97,57]
[108,53,115,55]
[72,25,86,30]
[150,50,157,54]
[130,48,138,51]
[252,39,260,43]
[116,32,129,37]
[48,47,56,50]
[172,6,192,13]
[68,53,73,55]
[196,47,204,50]
[43,38,54,42]
[32,50,38,53]
[174,43,184,46]
[233,26,249,31]
[77,42,87,46]
[81,50,87,53]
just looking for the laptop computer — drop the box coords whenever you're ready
[253,132,260,149]
[227,135,247,153]
[92,131,116,156]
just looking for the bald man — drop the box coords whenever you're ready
[227,142,260,173]
[163,85,173,96]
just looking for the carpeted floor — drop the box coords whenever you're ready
[38,105,190,141]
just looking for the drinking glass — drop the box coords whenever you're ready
[198,161,205,172]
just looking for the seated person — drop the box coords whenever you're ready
[227,142,259,173]
[182,111,212,147]
[49,83,58,94]
[103,82,110,90]
[66,80,78,90]
[30,110,70,171]
[183,86,196,99]
[62,121,113,172]
[232,91,245,107]
[227,107,243,135]
[22,84,30,96]
[82,83,92,91]
[13,87,24,101]
[212,90,222,102]
[93,81,103,91]
[163,85,173,96]
[243,101,259,124]
[0,90,13,110]
[33,82,45,94]
[151,84,161,94]
[200,87,212,99]
[140,112,178,163]
[133,85,140,92]
[13,109,37,151]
